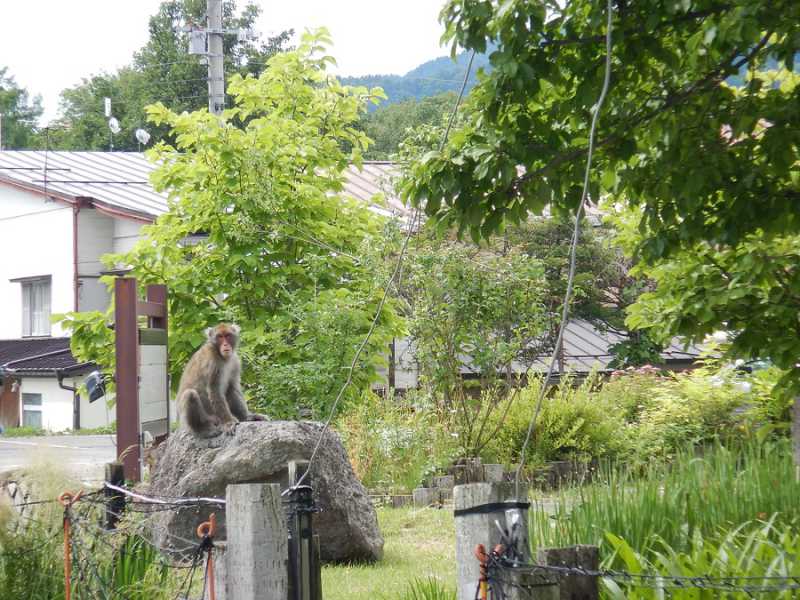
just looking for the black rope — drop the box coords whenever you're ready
[454,501,531,518]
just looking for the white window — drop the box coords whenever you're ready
[21,277,51,337]
[22,393,43,429]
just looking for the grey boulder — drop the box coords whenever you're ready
[144,421,383,562]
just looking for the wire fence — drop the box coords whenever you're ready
[481,547,800,598]
[0,482,220,600]
[7,481,800,598]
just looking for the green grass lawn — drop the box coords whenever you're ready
[322,506,456,600]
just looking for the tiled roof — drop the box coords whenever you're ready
[0,151,411,221]
[0,338,92,375]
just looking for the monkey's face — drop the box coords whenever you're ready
[217,332,234,358]
[207,324,239,359]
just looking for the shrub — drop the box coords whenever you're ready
[630,365,751,462]
[481,375,628,468]
[335,390,459,492]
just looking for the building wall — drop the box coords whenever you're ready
[19,377,74,432]
[0,187,74,338]
[112,218,145,255]
[77,208,114,313]
[79,387,116,430]
[14,376,115,432]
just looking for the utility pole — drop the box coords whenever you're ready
[207,0,225,115]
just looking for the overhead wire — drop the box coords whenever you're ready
[291,48,478,492]
[513,0,615,497]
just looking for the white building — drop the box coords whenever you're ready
[0,151,402,431]
[0,152,168,431]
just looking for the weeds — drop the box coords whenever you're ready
[530,438,800,561]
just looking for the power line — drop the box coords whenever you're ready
[513,0,615,497]
[291,49,478,492]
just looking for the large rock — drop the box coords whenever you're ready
[144,421,383,562]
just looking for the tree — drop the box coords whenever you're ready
[402,235,548,455]
[400,217,656,456]
[401,1,800,383]
[507,218,662,367]
[58,31,400,419]
[359,92,457,160]
[0,67,42,149]
[49,0,291,151]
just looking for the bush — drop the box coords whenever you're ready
[629,365,751,462]
[481,375,628,468]
[335,391,459,492]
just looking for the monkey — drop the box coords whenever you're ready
[177,323,267,438]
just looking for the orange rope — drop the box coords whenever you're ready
[197,513,217,600]
[58,490,83,600]
[475,543,489,600]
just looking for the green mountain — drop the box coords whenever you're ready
[341,50,491,108]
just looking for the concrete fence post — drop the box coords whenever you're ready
[225,483,287,600]
[537,545,600,600]
[454,483,557,600]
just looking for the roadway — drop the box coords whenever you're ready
[0,434,116,483]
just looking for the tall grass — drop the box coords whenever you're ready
[0,463,197,599]
[605,518,800,599]
[530,438,800,559]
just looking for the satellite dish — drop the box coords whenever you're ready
[108,117,121,134]
[135,128,151,145]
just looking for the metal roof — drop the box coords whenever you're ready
[381,320,698,389]
[0,151,411,222]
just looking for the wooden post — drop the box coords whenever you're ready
[225,483,287,600]
[104,462,125,530]
[115,278,140,481]
[536,545,599,600]
[454,483,557,600]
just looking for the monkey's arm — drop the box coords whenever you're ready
[226,361,268,422]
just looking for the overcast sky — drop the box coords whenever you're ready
[0,1,448,124]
